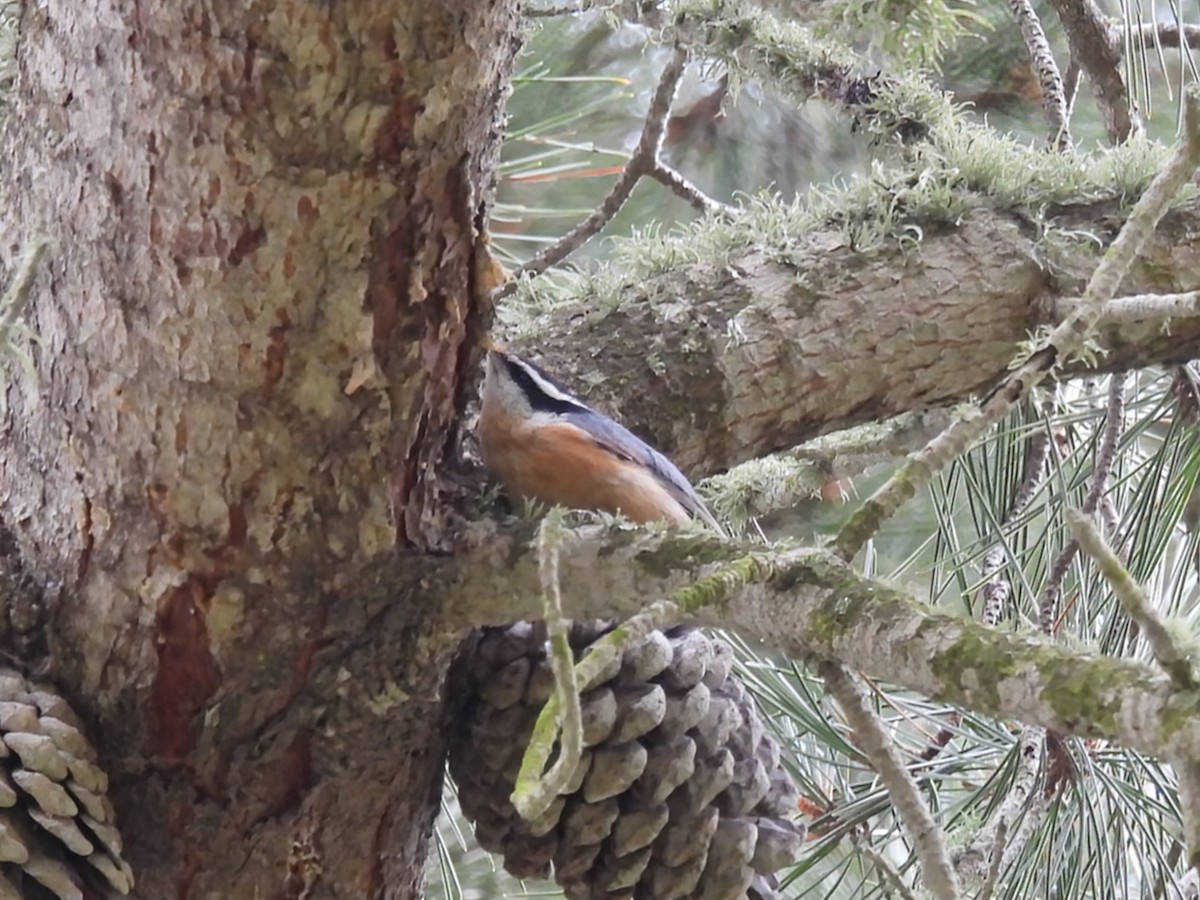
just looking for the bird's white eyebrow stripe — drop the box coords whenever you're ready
[508,356,586,406]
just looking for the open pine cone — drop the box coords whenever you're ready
[448,622,806,900]
[0,669,132,900]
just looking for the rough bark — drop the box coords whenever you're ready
[0,0,516,897]
[0,0,1198,897]
[512,205,1200,478]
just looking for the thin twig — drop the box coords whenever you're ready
[981,423,1051,627]
[512,510,583,819]
[1005,0,1071,147]
[831,86,1200,562]
[1063,58,1082,121]
[955,726,1044,887]
[858,841,921,900]
[822,661,962,900]
[647,159,734,216]
[1069,508,1197,688]
[497,44,727,299]
[975,820,1009,900]
[500,45,687,293]
[1047,0,1139,143]
[525,0,591,16]
[1179,762,1200,888]
[1131,22,1200,51]
[1038,374,1125,635]
[1055,289,1200,323]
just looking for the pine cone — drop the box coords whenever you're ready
[0,670,133,899]
[449,623,806,900]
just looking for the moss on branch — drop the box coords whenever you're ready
[446,523,1200,763]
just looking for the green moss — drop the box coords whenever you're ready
[1159,691,1200,744]
[1040,656,1133,736]
[927,626,1028,710]
[670,554,774,615]
[631,531,731,576]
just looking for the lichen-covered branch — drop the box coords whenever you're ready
[1177,761,1200,876]
[1069,509,1197,689]
[830,86,1200,561]
[954,726,1044,887]
[1038,375,1126,633]
[511,512,583,819]
[677,0,949,143]
[702,409,952,527]
[823,661,962,900]
[1055,289,1200,324]
[439,523,1200,764]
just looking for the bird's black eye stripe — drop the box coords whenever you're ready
[502,355,587,415]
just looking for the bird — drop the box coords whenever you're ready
[477,347,725,535]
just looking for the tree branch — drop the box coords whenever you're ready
[954,726,1044,887]
[509,202,1200,484]
[1131,21,1200,51]
[1070,508,1197,688]
[1038,374,1126,634]
[823,661,961,900]
[981,419,1051,627]
[498,44,730,298]
[438,523,1200,764]
[1047,0,1138,143]
[1055,289,1200,323]
[831,86,1200,558]
[1005,0,1070,146]
[702,409,952,527]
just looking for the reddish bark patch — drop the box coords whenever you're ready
[257,730,313,824]
[176,838,201,900]
[373,97,422,166]
[264,318,289,387]
[228,222,267,267]
[242,20,263,85]
[150,579,222,760]
[76,495,94,583]
[226,503,247,548]
[296,195,318,229]
[206,173,221,205]
[367,216,413,356]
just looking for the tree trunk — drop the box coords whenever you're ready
[0,0,517,896]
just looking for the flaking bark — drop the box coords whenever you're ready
[0,0,518,896]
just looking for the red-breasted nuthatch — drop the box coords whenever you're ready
[478,348,725,535]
